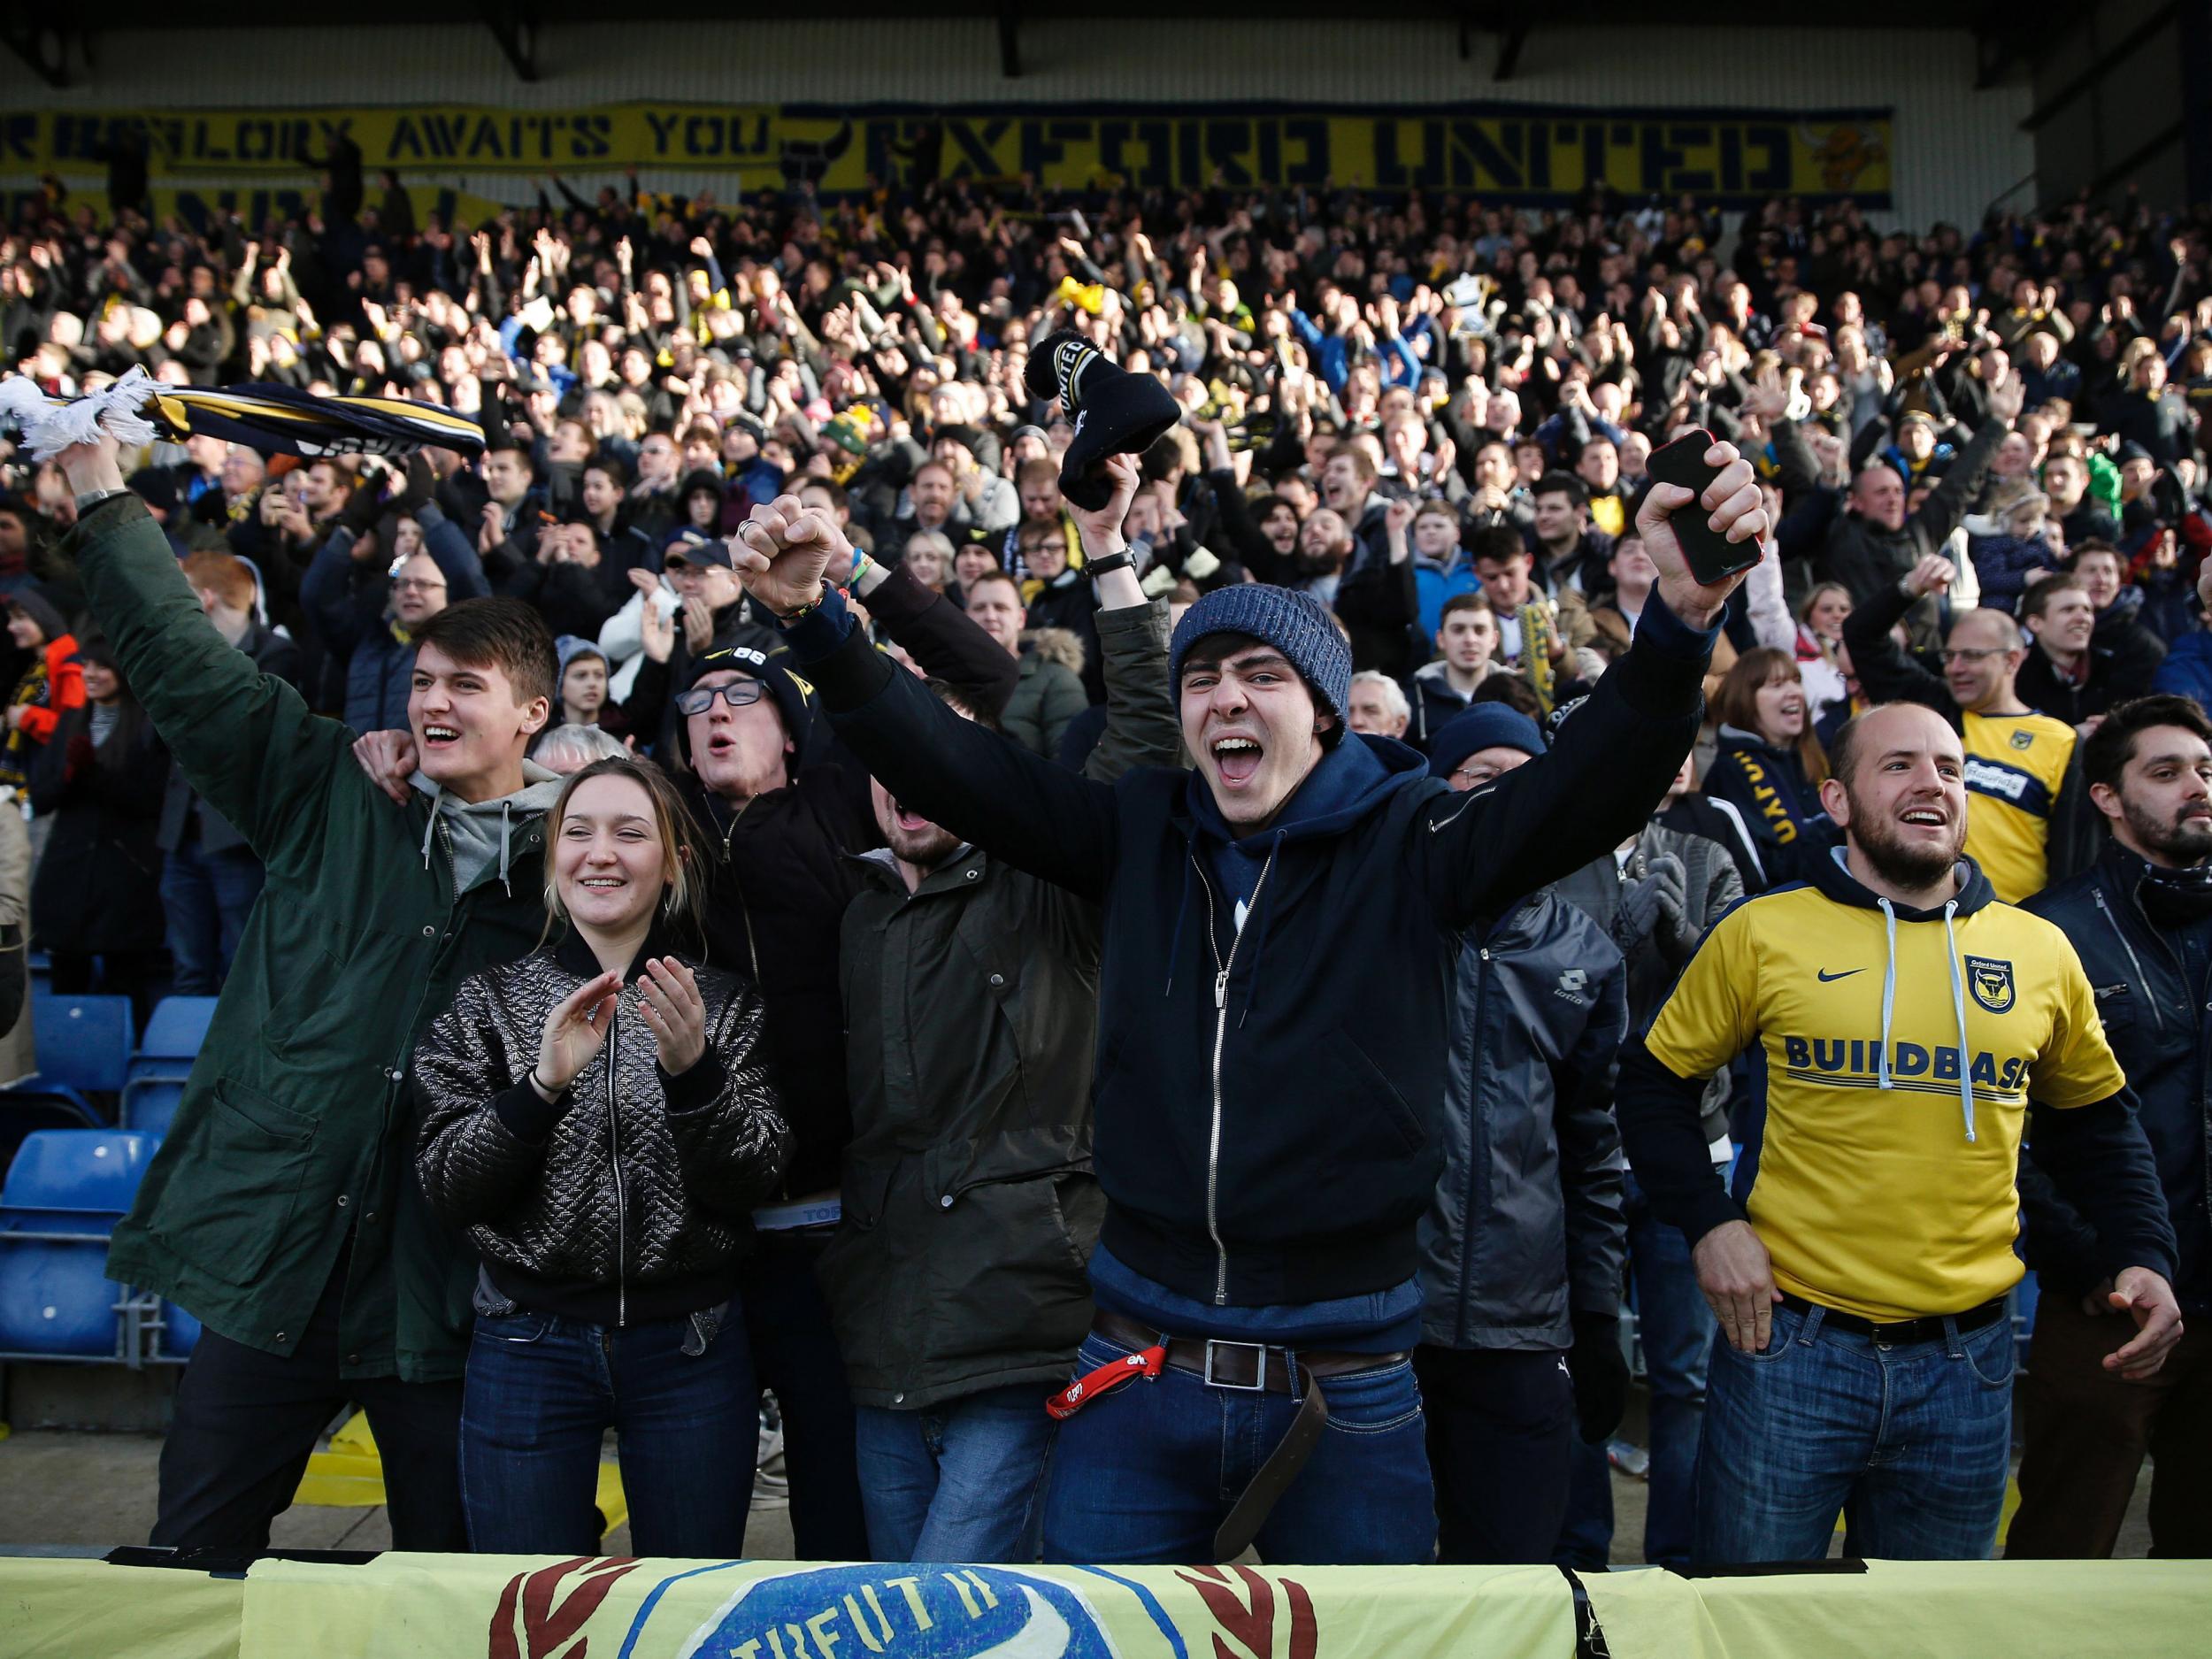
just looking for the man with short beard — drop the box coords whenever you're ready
[820,493,1177,1562]
[2013,695,2212,1557]
[1617,700,2182,1567]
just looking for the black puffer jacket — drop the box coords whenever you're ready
[1417,891,1628,1350]
[413,928,792,1326]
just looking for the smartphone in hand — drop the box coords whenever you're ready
[1646,427,1760,585]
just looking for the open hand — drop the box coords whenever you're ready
[1693,1219,1781,1353]
[2102,1267,2184,1380]
[536,971,623,1094]
[637,956,707,1075]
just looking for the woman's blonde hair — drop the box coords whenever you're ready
[541,757,706,949]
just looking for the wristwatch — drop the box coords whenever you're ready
[1083,550,1135,579]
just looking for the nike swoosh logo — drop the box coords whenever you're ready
[1817,968,1865,982]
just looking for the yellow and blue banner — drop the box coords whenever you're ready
[3,100,1894,220]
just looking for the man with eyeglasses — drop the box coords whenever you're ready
[1021,518,1105,705]
[664,557,1022,1560]
[1844,553,2093,902]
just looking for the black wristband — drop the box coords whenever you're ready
[1084,550,1135,579]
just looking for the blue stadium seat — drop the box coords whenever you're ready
[136,996,218,1063]
[0,1234,127,1357]
[0,1131,155,1361]
[27,950,50,996]
[119,1079,186,1139]
[1,1129,158,1213]
[0,1088,102,1176]
[31,995,136,1095]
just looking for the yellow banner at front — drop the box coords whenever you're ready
[4,104,1894,206]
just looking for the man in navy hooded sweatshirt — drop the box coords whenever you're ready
[726,444,1770,1564]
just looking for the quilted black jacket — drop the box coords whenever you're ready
[413,927,792,1325]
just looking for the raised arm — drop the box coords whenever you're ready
[1414,441,1768,927]
[56,438,346,859]
[1841,556,1961,721]
[852,556,1019,721]
[732,488,1121,901]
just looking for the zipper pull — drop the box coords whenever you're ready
[1214,967,1231,1009]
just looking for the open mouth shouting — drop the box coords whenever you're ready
[1211,733,1264,789]
[422,723,462,750]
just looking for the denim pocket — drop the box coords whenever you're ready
[1720,1309,1800,1365]
[1959,1317,2017,1388]
[1317,1359,1424,1436]
[474,1309,555,1346]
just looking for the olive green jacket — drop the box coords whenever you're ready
[81,495,552,1381]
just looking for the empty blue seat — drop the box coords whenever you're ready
[31,995,135,1095]
[119,1079,186,1139]
[136,997,218,1063]
[0,1089,101,1176]
[0,1234,127,1357]
[1,1129,158,1214]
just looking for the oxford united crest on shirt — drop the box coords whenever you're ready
[1965,956,2016,1015]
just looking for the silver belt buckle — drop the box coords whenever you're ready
[1202,1338,1268,1391]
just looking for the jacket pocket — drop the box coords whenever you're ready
[1325,1030,1427,1156]
[150,1078,315,1286]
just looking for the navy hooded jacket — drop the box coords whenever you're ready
[786,583,1712,1309]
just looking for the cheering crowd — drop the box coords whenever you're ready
[1,165,2209,1569]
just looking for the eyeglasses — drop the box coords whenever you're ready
[1938,647,2010,664]
[675,680,767,717]
[389,573,446,593]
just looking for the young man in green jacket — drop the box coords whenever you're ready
[56,435,560,1553]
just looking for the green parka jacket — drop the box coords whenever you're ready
[81,495,557,1381]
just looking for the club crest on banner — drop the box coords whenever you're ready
[669,1564,1137,1659]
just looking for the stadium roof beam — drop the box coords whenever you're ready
[3,23,71,89]
[998,9,1019,78]
[2022,3,2177,132]
[480,4,540,83]
[1494,21,1530,82]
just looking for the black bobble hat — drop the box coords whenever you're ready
[1023,330,1180,511]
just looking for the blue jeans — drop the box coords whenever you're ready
[855,1383,1057,1562]
[1041,1328,1436,1565]
[1556,1173,1715,1570]
[1694,1300,2016,1566]
[459,1303,757,1558]
[159,841,264,995]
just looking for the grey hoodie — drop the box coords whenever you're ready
[411,760,566,898]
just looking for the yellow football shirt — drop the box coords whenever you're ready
[1645,882,2124,1321]
[1960,710,2076,903]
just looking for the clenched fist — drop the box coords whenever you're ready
[732,494,855,619]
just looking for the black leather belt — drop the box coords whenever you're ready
[1090,1310,1403,1392]
[1089,1311,1406,1560]
[1778,1292,2006,1347]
